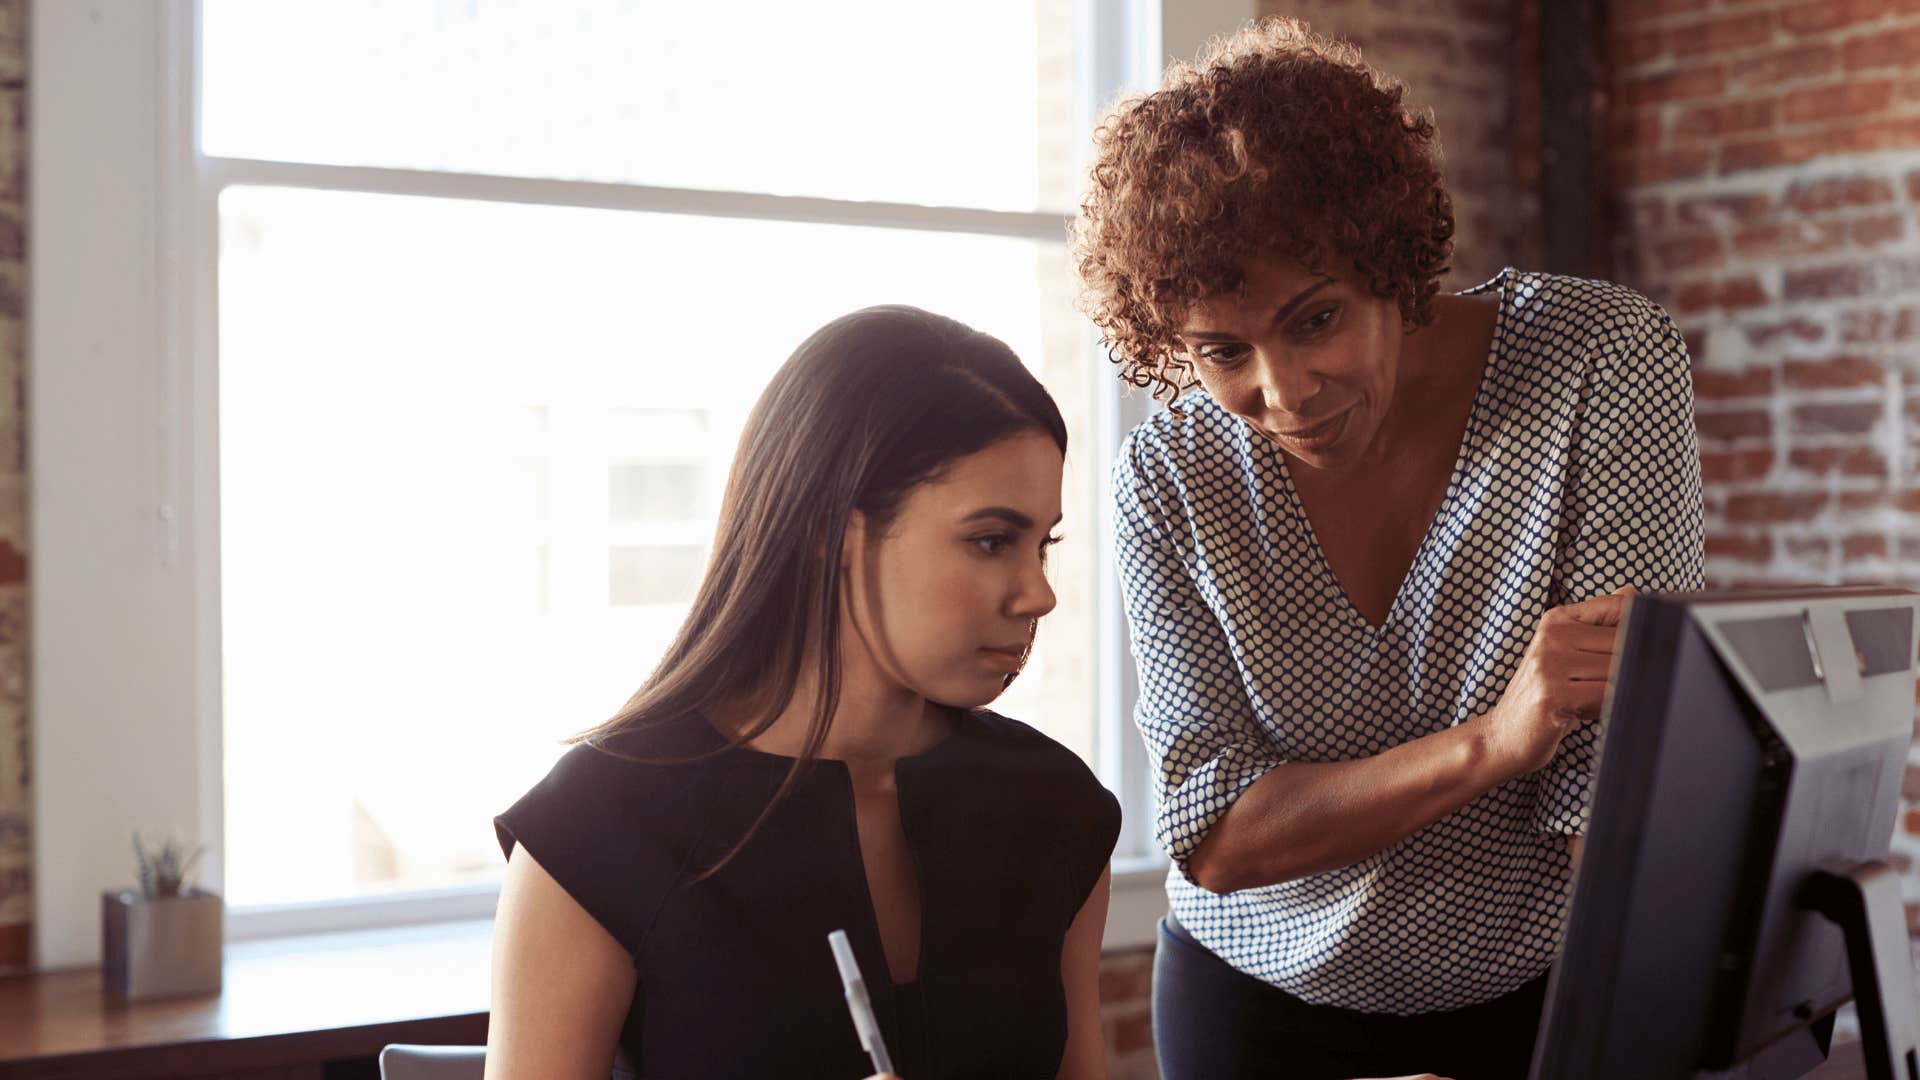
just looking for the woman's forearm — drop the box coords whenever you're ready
[1185,719,1514,893]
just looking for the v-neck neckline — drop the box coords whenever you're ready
[689,710,974,989]
[1267,267,1512,636]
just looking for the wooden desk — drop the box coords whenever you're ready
[0,920,491,1080]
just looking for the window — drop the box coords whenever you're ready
[33,0,1253,965]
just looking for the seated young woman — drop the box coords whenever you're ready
[484,305,1122,1080]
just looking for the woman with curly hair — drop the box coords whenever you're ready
[1073,18,1703,1080]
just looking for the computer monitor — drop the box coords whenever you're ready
[1531,586,1920,1080]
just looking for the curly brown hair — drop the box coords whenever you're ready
[1070,17,1455,402]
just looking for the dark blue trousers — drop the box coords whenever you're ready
[1153,915,1548,1080]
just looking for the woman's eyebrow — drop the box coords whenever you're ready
[958,507,1064,529]
[1179,279,1334,341]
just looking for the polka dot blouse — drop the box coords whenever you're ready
[1111,269,1706,1014]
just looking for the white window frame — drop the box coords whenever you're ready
[30,0,1256,968]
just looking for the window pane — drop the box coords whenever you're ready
[218,187,1098,907]
[201,0,1085,214]
[608,545,706,606]
[609,462,706,524]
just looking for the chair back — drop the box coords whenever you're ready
[377,1044,486,1080]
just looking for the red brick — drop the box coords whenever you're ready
[1909,171,1920,201]
[1728,491,1827,530]
[1109,1010,1153,1054]
[1693,366,1775,399]
[1845,533,1892,560]
[1456,0,1511,22]
[1721,134,1825,173]
[1465,37,1514,70]
[1788,445,1891,477]
[1741,317,1826,348]
[1784,175,1897,213]
[1738,43,1839,87]
[1671,11,1776,57]
[1785,263,1873,301]
[1631,198,1671,232]
[1842,307,1920,345]
[1791,401,1884,435]
[1674,192,1772,227]
[1701,448,1776,483]
[1620,0,1716,22]
[0,542,23,586]
[1906,807,1920,836]
[1372,26,1465,62]
[1616,28,1669,68]
[1852,213,1908,247]
[1783,80,1898,125]
[1696,408,1774,442]
[1617,146,1715,186]
[1098,959,1152,1004]
[1824,115,1920,155]
[1707,532,1774,562]
[1783,355,1886,389]
[1624,66,1729,107]
[1781,0,1895,35]
[1614,108,1669,152]
[1731,220,1847,259]
[1654,232,1727,272]
[1674,276,1771,313]
[1844,490,1893,514]
[1842,25,1920,71]
[1675,98,1778,140]
[1679,325,1711,358]
[1787,256,1920,301]
[1786,535,1833,560]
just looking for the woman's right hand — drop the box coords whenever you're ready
[1477,587,1636,781]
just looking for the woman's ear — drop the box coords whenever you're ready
[838,512,870,572]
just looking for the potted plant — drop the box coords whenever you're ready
[101,832,221,1001]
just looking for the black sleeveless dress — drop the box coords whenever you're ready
[494,708,1121,1079]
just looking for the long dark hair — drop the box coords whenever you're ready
[576,305,1067,875]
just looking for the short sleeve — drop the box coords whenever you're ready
[1065,772,1123,914]
[1537,302,1706,835]
[494,740,689,962]
[1112,428,1285,885]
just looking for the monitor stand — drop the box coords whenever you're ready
[1805,863,1920,1080]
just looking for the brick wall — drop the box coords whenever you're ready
[1100,947,1158,1079]
[1253,0,1544,288]
[1607,1,1920,912]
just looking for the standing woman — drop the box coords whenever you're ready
[1071,18,1703,1080]
[486,306,1119,1079]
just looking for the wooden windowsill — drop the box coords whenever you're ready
[0,914,1879,1079]
[0,919,492,1079]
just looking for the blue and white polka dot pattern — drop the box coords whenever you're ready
[1112,269,1706,1014]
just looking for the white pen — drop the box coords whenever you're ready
[827,929,896,1077]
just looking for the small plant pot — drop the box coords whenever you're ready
[101,888,223,1002]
